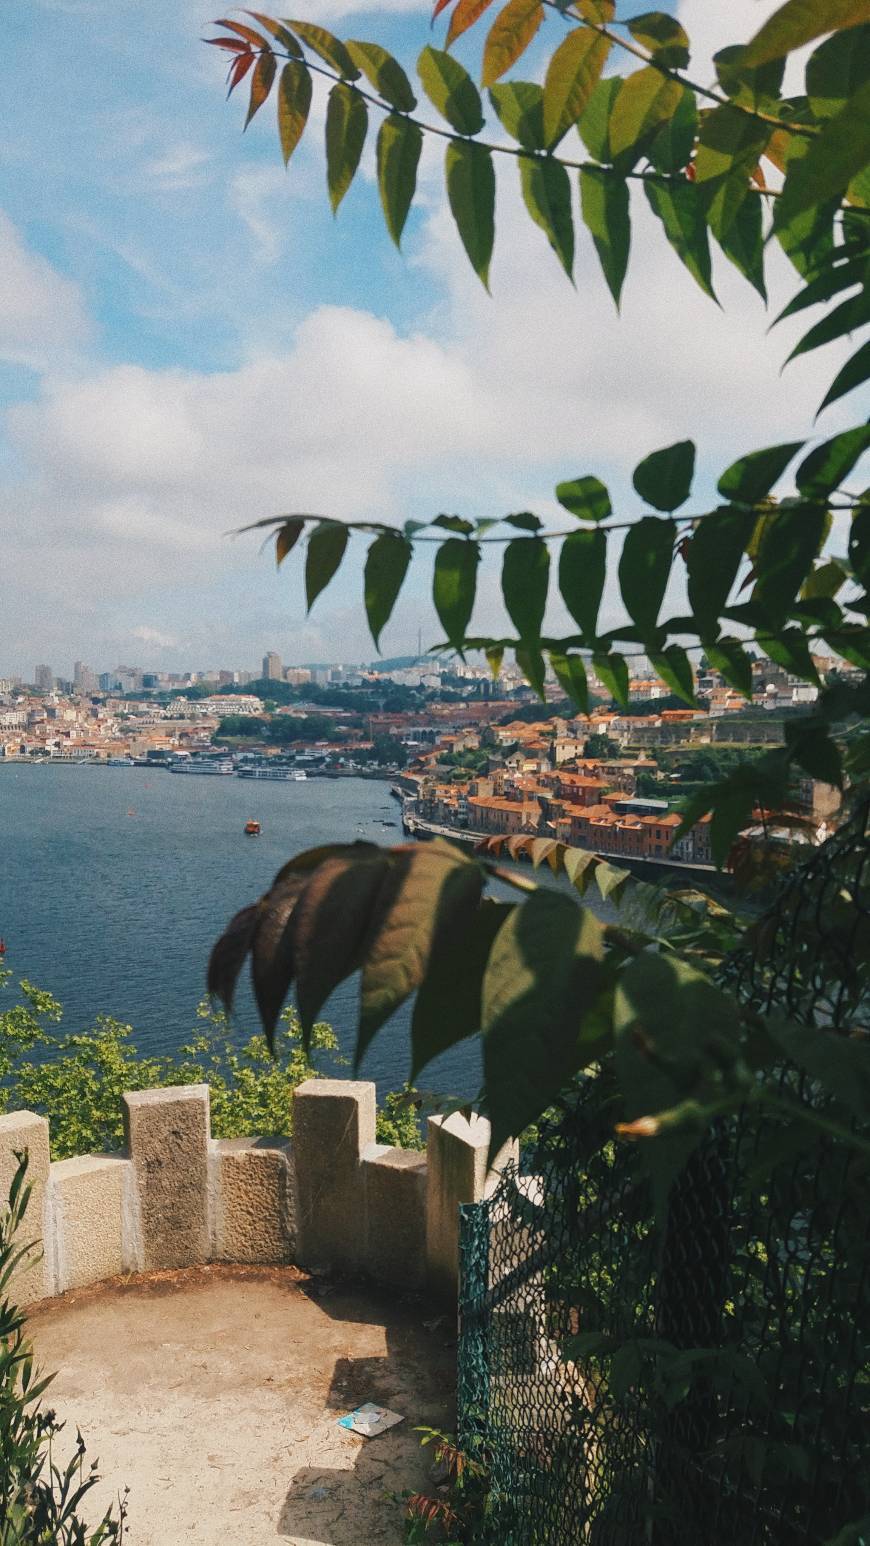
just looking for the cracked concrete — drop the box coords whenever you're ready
[29,1263,455,1546]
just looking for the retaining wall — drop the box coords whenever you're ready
[0,1079,516,1307]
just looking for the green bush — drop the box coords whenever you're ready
[0,1153,127,1543]
[0,972,422,1159]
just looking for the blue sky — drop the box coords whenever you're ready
[0,0,859,677]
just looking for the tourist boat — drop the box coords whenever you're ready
[244,820,261,836]
[169,758,234,775]
[237,766,294,781]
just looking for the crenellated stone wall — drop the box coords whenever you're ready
[0,1079,517,1307]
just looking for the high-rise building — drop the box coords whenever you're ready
[284,667,312,686]
[73,661,97,694]
[262,652,283,680]
[35,664,54,693]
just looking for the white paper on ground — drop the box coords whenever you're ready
[337,1403,404,1438]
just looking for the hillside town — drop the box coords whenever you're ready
[1,646,849,871]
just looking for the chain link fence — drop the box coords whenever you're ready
[458,797,870,1545]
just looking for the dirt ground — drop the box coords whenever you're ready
[28,1263,456,1546]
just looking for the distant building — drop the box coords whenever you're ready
[35,664,54,693]
[284,667,312,686]
[262,652,283,680]
[73,661,98,694]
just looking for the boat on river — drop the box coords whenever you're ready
[244,820,261,836]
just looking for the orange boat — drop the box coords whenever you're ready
[244,820,261,836]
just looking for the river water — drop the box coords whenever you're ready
[0,763,619,1098]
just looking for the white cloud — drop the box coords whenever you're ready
[143,143,211,192]
[0,211,92,370]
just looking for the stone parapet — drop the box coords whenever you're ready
[0,1079,509,1308]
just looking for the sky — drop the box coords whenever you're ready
[0,0,862,678]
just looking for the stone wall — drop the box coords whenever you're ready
[0,1080,516,1307]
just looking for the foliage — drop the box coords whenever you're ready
[215,712,339,744]
[398,1426,491,1544]
[0,1153,127,1544]
[204,0,870,1250]
[0,977,411,1159]
[356,733,409,767]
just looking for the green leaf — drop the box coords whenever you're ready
[433,537,481,647]
[777,77,870,225]
[818,338,870,413]
[504,510,542,531]
[619,516,674,636]
[807,23,870,120]
[246,14,303,55]
[766,1014,870,1119]
[705,639,753,696]
[717,441,804,503]
[549,651,590,712]
[648,644,696,704]
[481,0,543,88]
[359,844,484,1060]
[647,86,698,173]
[758,626,821,683]
[515,644,547,698]
[559,528,607,639]
[713,45,784,110]
[489,81,544,149]
[376,114,423,245]
[717,189,767,299]
[364,533,412,648]
[593,650,629,705]
[609,67,684,173]
[801,556,848,598]
[694,104,770,244]
[446,140,496,286]
[502,537,550,639]
[614,953,744,1213]
[784,719,843,784]
[345,39,417,111]
[418,45,485,135]
[542,26,611,149]
[849,503,870,583]
[556,474,611,522]
[579,76,621,163]
[627,12,690,69]
[520,156,574,275]
[754,505,828,621]
[687,508,755,626]
[645,180,716,299]
[784,289,870,366]
[289,19,360,78]
[580,166,630,306]
[482,890,607,1153]
[633,440,695,512]
[325,83,368,213]
[306,521,349,611]
[411,899,511,1080]
[245,49,277,128]
[741,0,870,67]
[773,252,867,325]
[796,425,870,495]
[433,512,475,533]
[277,60,312,164]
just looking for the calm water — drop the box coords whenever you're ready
[0,764,618,1098]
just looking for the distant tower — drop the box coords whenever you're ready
[35,664,54,693]
[262,651,283,681]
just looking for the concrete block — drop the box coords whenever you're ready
[0,1111,51,1304]
[362,1144,428,1290]
[211,1137,295,1264]
[293,1079,375,1274]
[123,1084,210,1270]
[48,1154,137,1293]
[426,1113,518,1303]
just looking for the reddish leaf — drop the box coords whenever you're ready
[207,904,259,1014]
[246,48,277,125]
[446,0,497,48]
[227,52,255,95]
[432,0,455,17]
[204,36,250,51]
[213,17,269,47]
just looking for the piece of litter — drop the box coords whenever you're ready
[306,1486,330,1501]
[337,1403,404,1438]
[422,1316,445,1332]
